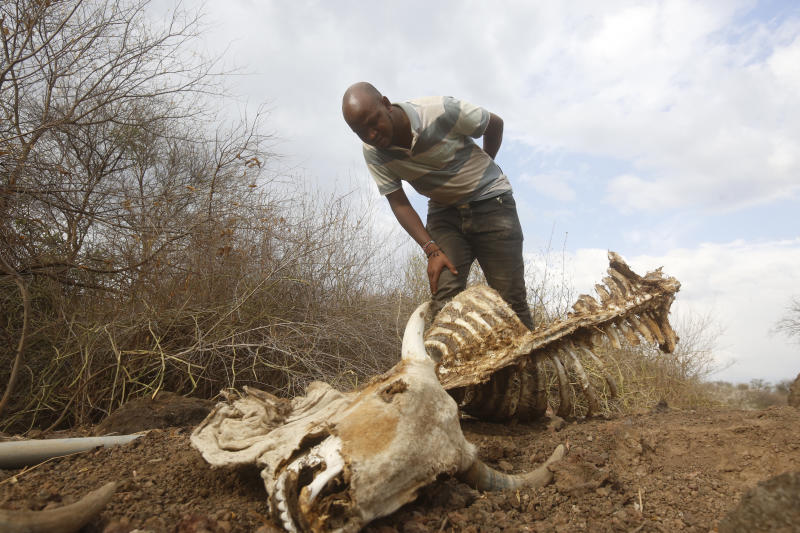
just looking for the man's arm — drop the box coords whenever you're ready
[386,188,458,294]
[482,112,503,159]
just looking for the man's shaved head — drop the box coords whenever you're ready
[342,82,384,127]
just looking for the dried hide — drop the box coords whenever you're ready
[427,251,681,421]
[192,302,564,533]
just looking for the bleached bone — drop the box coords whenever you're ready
[515,355,548,421]
[549,352,573,418]
[594,284,612,303]
[578,344,619,398]
[640,313,666,345]
[603,324,622,350]
[608,267,634,295]
[616,319,641,345]
[0,482,117,533]
[427,252,680,421]
[629,314,655,344]
[562,342,600,416]
[653,309,678,352]
[192,301,565,533]
[603,276,627,298]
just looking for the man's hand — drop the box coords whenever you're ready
[385,189,459,293]
[426,247,458,294]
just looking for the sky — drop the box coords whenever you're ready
[154,0,799,384]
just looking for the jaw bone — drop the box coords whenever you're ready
[192,302,564,532]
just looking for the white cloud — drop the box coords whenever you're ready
[176,1,800,213]
[519,172,576,202]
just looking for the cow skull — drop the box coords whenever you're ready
[191,301,565,532]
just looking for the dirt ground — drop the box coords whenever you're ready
[2,402,799,532]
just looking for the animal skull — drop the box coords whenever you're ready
[191,301,565,532]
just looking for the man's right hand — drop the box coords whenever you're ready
[385,189,459,293]
[426,247,458,294]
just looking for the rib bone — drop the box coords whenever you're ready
[427,252,680,421]
[563,342,600,416]
[549,352,573,418]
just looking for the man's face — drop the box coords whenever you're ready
[348,96,394,149]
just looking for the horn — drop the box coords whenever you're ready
[0,482,117,533]
[401,301,431,362]
[458,444,566,491]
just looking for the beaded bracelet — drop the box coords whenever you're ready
[421,239,436,253]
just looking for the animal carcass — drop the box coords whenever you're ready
[191,251,680,532]
[191,300,565,532]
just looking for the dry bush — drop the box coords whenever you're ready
[0,0,414,433]
[1,182,411,433]
[703,380,789,410]
[525,233,575,326]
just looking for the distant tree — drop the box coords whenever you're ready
[775,297,800,342]
[774,379,792,395]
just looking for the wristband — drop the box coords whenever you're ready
[421,239,436,253]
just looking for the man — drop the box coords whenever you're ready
[342,82,534,330]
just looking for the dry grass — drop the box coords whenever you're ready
[0,188,418,433]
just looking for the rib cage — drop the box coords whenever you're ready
[424,251,681,421]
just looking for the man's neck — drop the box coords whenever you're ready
[390,104,413,150]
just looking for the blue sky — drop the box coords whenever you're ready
[155,0,800,384]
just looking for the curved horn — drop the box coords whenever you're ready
[0,482,117,533]
[402,301,431,362]
[458,444,565,492]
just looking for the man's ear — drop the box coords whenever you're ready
[382,95,392,109]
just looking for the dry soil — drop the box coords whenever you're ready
[1,403,799,532]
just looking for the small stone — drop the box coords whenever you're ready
[548,416,566,432]
[596,486,611,497]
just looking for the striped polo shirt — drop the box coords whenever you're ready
[363,96,512,211]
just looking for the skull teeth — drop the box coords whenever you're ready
[272,436,345,532]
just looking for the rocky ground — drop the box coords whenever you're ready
[1,400,799,532]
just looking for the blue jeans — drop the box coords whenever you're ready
[426,191,534,330]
